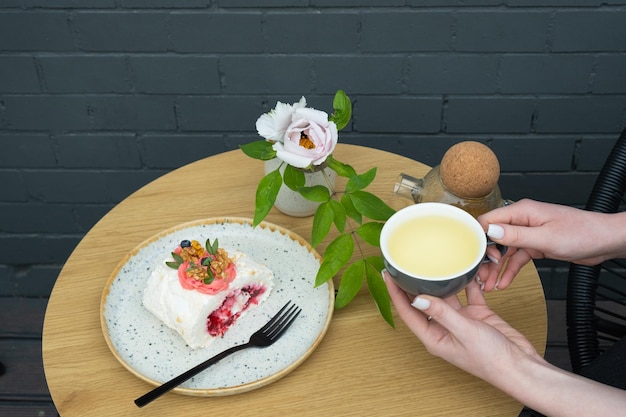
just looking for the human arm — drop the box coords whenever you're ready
[477,199,626,291]
[383,271,626,417]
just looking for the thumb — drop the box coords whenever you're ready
[412,295,467,337]
[486,223,543,250]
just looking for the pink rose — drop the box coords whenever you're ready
[255,97,307,142]
[272,108,338,169]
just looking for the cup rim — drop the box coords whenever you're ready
[380,202,487,281]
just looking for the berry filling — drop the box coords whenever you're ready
[207,284,267,337]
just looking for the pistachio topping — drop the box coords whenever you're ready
[166,238,235,284]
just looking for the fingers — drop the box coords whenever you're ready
[444,294,463,310]
[485,243,509,264]
[478,199,555,252]
[382,270,431,335]
[477,261,502,292]
[384,269,488,357]
[477,246,533,292]
[485,221,552,260]
[411,293,468,339]
[465,280,487,305]
[477,199,542,230]
[494,249,533,289]
[383,270,466,345]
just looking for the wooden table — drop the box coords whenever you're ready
[42,144,547,416]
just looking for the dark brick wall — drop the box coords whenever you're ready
[1,2,626,299]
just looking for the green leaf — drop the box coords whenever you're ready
[206,238,219,255]
[299,185,331,202]
[349,191,396,221]
[341,193,362,224]
[311,201,334,247]
[315,234,354,287]
[203,267,215,284]
[365,258,394,327]
[165,261,180,269]
[335,260,365,308]
[329,90,352,131]
[356,222,384,247]
[253,169,282,226]
[171,252,184,264]
[365,255,385,272]
[327,156,357,178]
[345,167,376,193]
[283,164,305,191]
[329,199,346,233]
[239,140,276,161]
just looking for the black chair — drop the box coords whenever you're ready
[566,127,626,389]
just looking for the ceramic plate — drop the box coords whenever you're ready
[100,218,334,396]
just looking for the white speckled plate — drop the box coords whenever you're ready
[100,218,334,397]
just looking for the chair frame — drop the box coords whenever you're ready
[567,127,626,373]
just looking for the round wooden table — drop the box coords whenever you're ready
[42,144,547,416]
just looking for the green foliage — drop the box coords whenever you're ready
[329,90,352,131]
[315,234,354,287]
[242,90,397,326]
[365,257,393,327]
[356,222,384,247]
[205,238,219,255]
[253,169,282,226]
[311,201,334,247]
[335,260,365,308]
[166,252,185,269]
[239,140,276,160]
[283,164,305,190]
[327,155,357,178]
[349,191,396,221]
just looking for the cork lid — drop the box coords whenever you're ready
[440,141,500,198]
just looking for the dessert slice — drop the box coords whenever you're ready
[143,239,273,349]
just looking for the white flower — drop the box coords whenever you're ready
[272,107,338,169]
[255,97,307,142]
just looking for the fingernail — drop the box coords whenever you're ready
[494,279,500,291]
[381,269,387,282]
[476,275,486,292]
[487,254,499,265]
[411,297,431,311]
[487,224,505,240]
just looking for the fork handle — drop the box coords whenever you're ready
[134,342,251,408]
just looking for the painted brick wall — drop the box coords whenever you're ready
[1,1,626,299]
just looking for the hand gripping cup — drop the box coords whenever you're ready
[381,202,500,298]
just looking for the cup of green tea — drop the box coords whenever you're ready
[380,202,495,298]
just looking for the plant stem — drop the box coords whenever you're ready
[324,168,368,260]
[321,168,335,196]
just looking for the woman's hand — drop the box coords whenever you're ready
[477,199,626,291]
[383,270,541,381]
[383,269,626,417]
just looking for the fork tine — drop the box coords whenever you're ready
[259,301,292,333]
[264,303,298,336]
[266,305,301,341]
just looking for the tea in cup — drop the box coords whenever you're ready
[380,202,490,298]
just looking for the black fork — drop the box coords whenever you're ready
[135,301,302,408]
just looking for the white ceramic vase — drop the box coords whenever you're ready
[264,158,337,217]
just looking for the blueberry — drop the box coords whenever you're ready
[180,240,191,248]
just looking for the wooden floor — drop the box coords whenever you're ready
[0,297,570,417]
[0,297,58,417]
